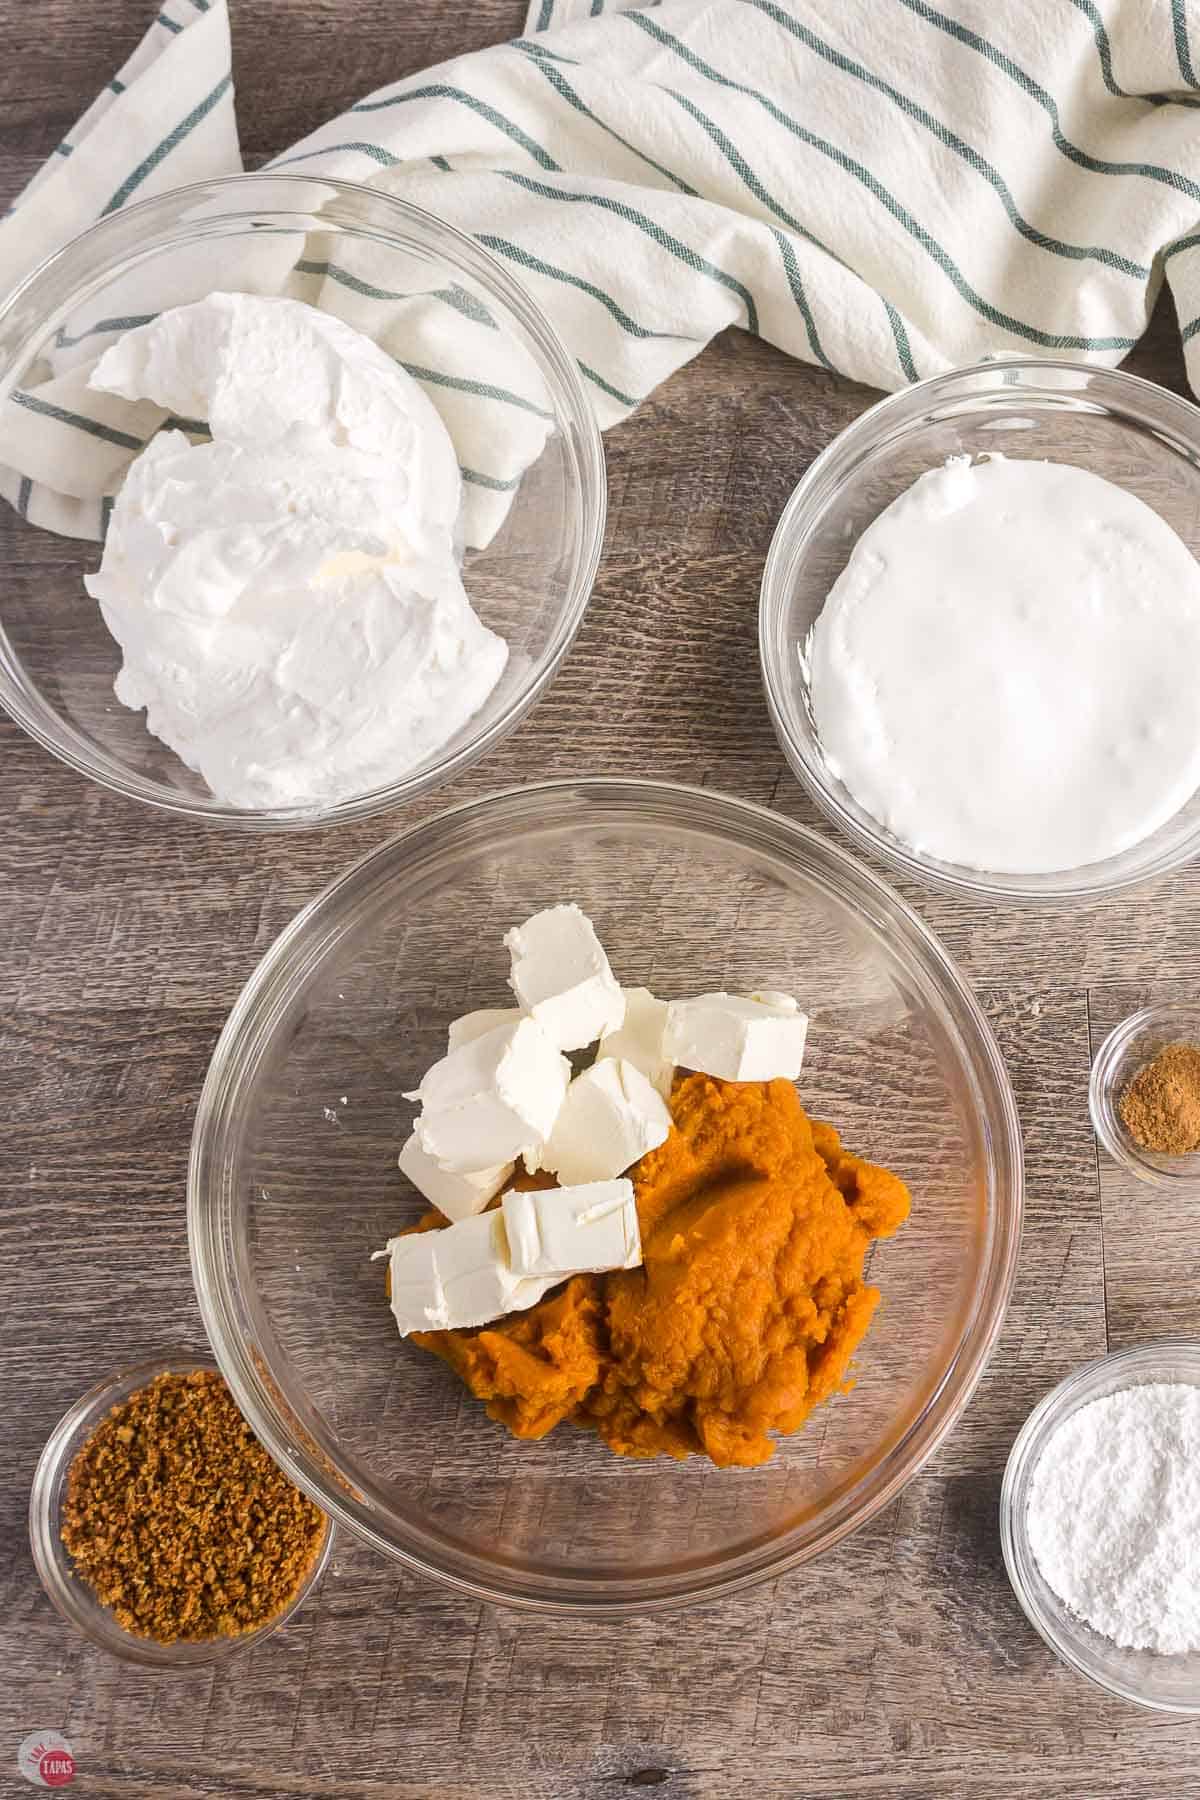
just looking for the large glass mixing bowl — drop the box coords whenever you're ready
[0,175,604,826]
[189,779,1023,1612]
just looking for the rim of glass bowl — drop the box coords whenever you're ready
[1000,1341,1200,1713]
[1089,1003,1200,1191]
[188,775,1024,1615]
[759,357,1200,903]
[0,174,606,830]
[29,1349,335,1669]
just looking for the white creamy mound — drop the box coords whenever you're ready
[85,292,507,809]
[1026,1384,1200,1654]
[806,455,1200,874]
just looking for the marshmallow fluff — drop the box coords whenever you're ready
[84,292,507,808]
[806,456,1200,875]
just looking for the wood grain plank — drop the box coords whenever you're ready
[4,0,1200,1792]
[931,985,1107,1475]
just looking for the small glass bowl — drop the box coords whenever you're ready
[1001,1342,1200,1713]
[0,175,605,828]
[759,359,1200,901]
[29,1350,334,1669]
[1090,1003,1200,1190]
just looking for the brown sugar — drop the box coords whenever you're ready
[1119,1040,1200,1156]
[60,1369,327,1644]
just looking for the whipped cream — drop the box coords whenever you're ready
[85,292,507,808]
[807,456,1200,874]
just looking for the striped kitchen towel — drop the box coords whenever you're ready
[1,0,1198,544]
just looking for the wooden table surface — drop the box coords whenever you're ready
[5,3,1200,1796]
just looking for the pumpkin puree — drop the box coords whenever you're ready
[410,1073,911,1467]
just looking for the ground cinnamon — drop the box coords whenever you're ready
[61,1369,327,1643]
[1119,1041,1200,1156]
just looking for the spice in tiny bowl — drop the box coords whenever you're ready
[1119,1042,1200,1156]
[30,1353,332,1668]
[1090,1003,1200,1190]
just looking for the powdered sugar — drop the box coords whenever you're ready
[1027,1383,1200,1654]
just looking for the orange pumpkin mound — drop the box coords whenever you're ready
[411,1073,910,1468]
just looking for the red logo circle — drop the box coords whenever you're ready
[38,1749,74,1788]
[16,1734,75,1789]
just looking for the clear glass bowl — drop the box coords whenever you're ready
[760,359,1200,901]
[29,1351,334,1669]
[1001,1342,1200,1713]
[1090,1003,1200,1190]
[189,777,1023,1614]
[0,175,605,828]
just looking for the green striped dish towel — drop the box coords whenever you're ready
[2,0,1199,543]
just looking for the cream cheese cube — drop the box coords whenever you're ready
[411,1017,570,1173]
[597,986,674,1098]
[663,992,809,1082]
[436,1210,551,1330]
[504,903,625,1051]
[446,1006,523,1053]
[543,1057,671,1186]
[502,1178,641,1277]
[750,990,800,1013]
[385,1229,449,1335]
[398,1131,512,1224]
[384,1210,553,1336]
